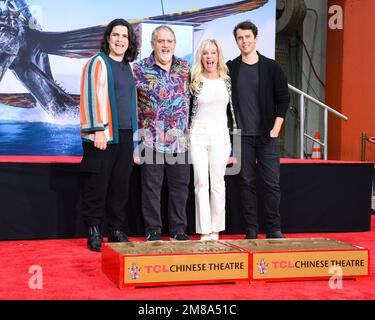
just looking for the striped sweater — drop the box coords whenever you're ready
[80,52,138,144]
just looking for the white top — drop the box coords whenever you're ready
[194,77,229,128]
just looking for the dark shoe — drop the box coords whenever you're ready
[108,230,129,242]
[170,233,189,241]
[245,229,258,239]
[87,225,102,252]
[146,231,162,241]
[266,230,285,239]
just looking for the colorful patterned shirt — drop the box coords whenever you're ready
[133,52,190,154]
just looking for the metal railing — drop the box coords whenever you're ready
[288,84,348,160]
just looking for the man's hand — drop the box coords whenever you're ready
[94,131,107,150]
[270,117,284,138]
[270,128,280,138]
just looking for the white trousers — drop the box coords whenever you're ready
[190,123,231,234]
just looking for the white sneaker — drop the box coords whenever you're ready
[200,234,211,241]
[210,232,219,240]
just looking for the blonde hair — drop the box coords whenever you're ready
[191,39,229,94]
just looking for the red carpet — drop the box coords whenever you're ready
[0,216,374,300]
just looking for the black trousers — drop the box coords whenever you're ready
[80,130,134,232]
[141,147,191,235]
[239,135,281,233]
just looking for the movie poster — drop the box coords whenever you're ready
[0,0,275,156]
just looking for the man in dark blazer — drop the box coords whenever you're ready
[227,20,290,239]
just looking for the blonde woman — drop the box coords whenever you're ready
[190,39,237,240]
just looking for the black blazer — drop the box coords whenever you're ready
[227,52,290,135]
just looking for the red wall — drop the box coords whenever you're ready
[326,0,375,161]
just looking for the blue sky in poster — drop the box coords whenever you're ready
[30,0,275,33]
[1,0,276,94]
[31,0,276,57]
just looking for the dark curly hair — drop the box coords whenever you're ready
[100,19,138,62]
